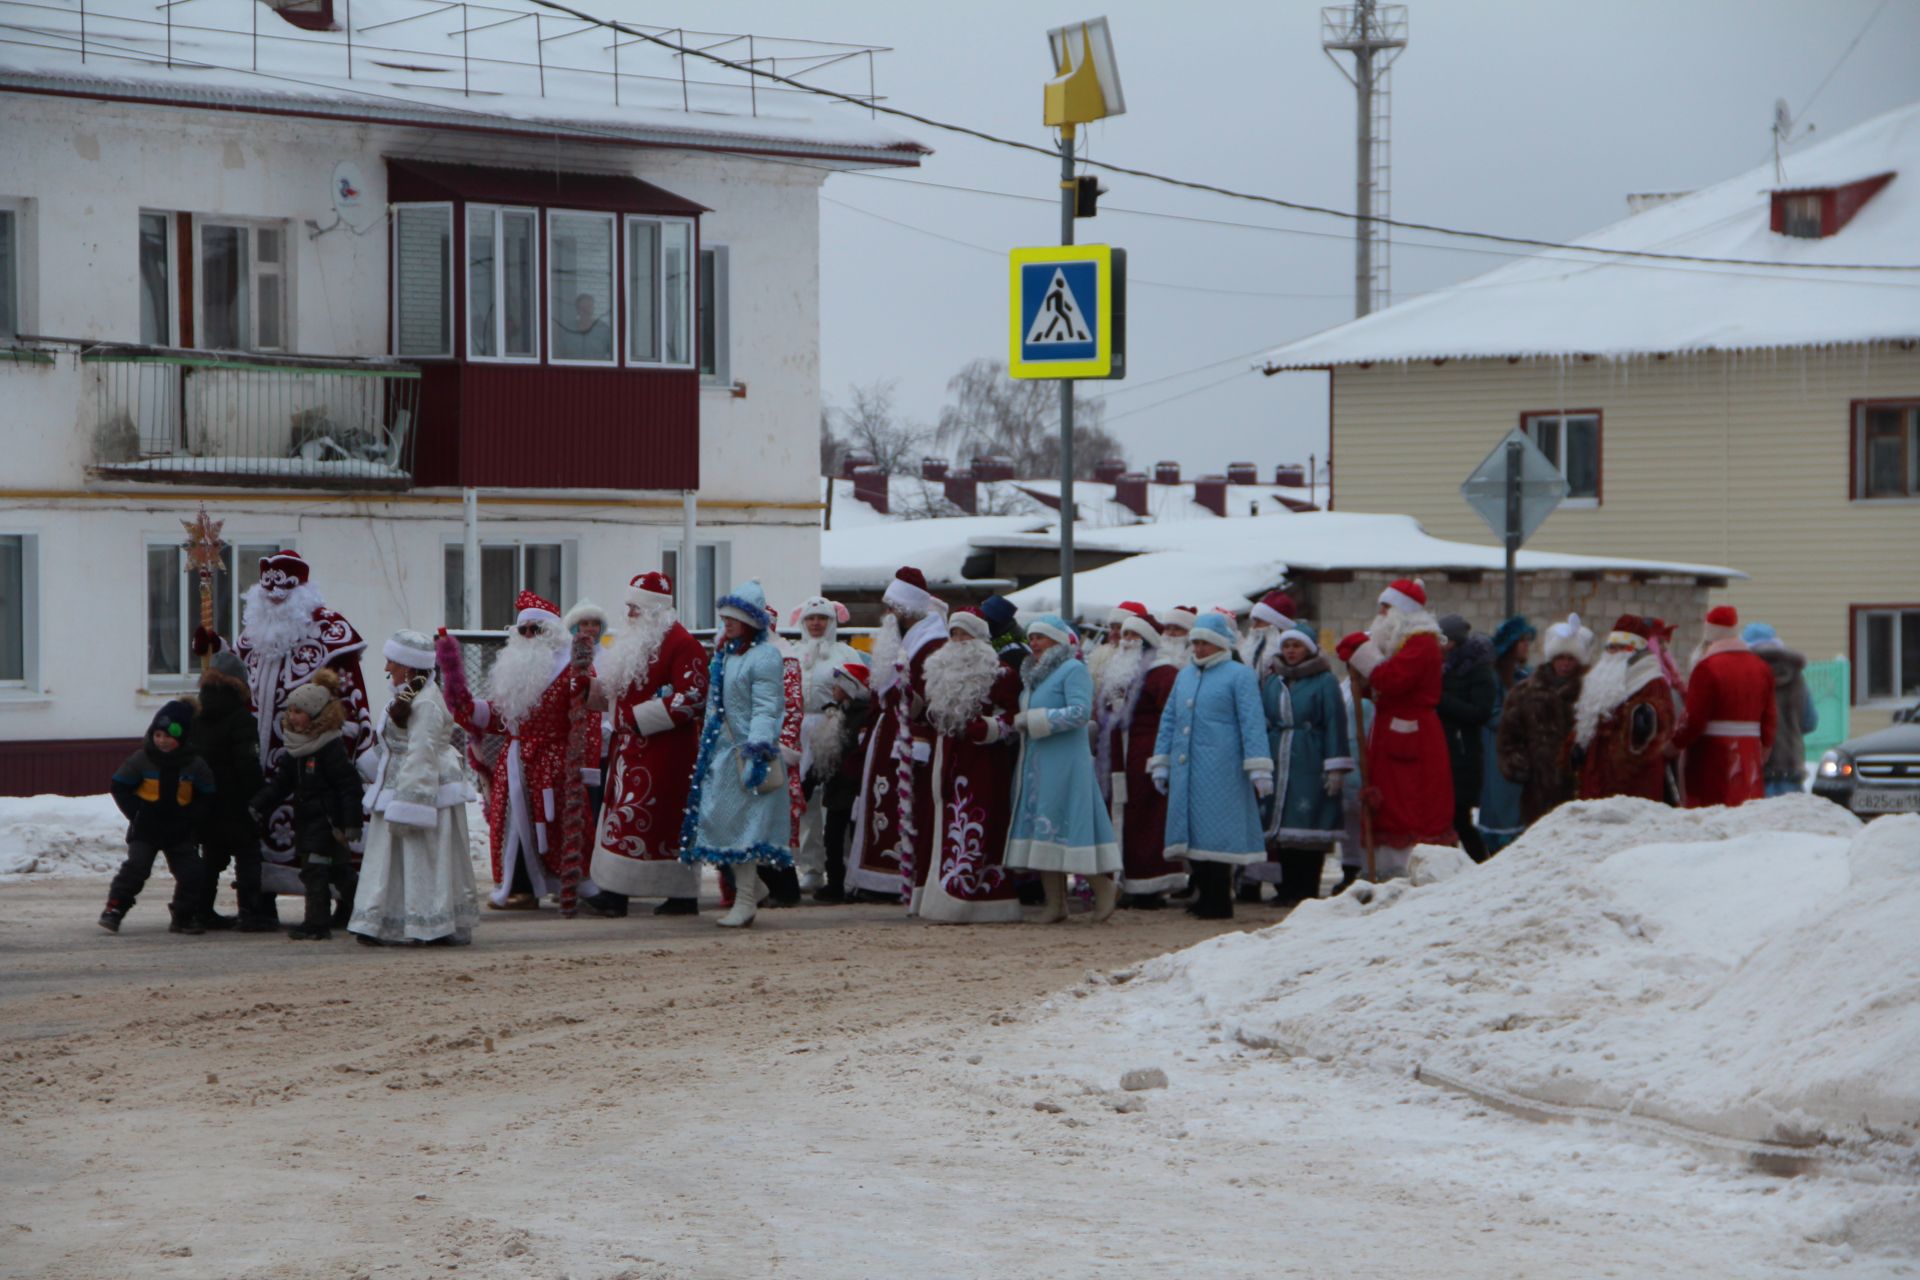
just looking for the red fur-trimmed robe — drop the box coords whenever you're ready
[1109,661,1183,894]
[1672,641,1778,808]
[1575,662,1676,803]
[590,621,708,898]
[914,663,1022,923]
[1366,630,1456,847]
[781,649,806,854]
[849,615,947,897]
[445,658,589,898]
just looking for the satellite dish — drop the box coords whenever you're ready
[330,160,377,231]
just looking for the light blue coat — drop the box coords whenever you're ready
[1005,654,1121,874]
[680,636,792,867]
[1154,656,1273,865]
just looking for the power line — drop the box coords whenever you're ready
[522,0,1920,273]
[1799,0,1895,119]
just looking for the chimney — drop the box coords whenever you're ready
[852,466,889,515]
[920,456,949,481]
[1193,474,1228,517]
[1226,461,1258,486]
[943,471,978,514]
[1153,460,1182,485]
[972,455,1016,482]
[841,450,875,479]
[1114,472,1150,518]
[1274,463,1306,487]
[1093,457,1127,484]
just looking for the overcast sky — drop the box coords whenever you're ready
[703,0,1919,475]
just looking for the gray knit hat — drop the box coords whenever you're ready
[209,650,247,683]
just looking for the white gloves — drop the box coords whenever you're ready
[1151,769,1169,796]
[910,739,932,764]
[1324,770,1348,797]
[1252,772,1274,800]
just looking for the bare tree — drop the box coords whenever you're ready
[825,379,929,475]
[819,410,843,478]
[934,358,1126,479]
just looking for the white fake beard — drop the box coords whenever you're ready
[1157,637,1191,669]
[1370,607,1438,657]
[924,638,1002,736]
[806,706,847,778]
[1239,628,1280,673]
[601,605,673,695]
[1098,642,1147,712]
[796,633,838,697]
[1572,650,1637,749]
[486,627,567,729]
[239,581,326,657]
[869,615,904,692]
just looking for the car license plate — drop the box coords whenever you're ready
[1852,790,1920,814]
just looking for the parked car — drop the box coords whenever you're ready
[1813,700,1920,818]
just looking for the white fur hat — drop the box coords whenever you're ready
[1542,613,1593,664]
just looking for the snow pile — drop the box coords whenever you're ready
[1076,795,1920,1167]
[0,794,138,877]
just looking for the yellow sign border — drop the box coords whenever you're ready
[1009,244,1113,379]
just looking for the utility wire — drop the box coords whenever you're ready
[521,0,1920,272]
[1798,0,1894,119]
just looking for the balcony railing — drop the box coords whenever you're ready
[83,344,419,488]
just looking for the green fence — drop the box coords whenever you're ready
[1803,658,1850,760]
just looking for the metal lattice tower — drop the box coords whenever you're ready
[1322,2,1408,318]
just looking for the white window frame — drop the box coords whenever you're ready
[143,534,296,687]
[1521,411,1601,508]
[0,532,40,693]
[194,217,293,353]
[391,201,454,360]
[546,209,618,368]
[662,539,731,632]
[1855,606,1920,707]
[138,209,178,347]
[623,214,697,370]
[0,197,33,340]
[442,537,578,631]
[465,203,542,364]
[698,242,732,388]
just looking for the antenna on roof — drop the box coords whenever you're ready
[1772,98,1815,183]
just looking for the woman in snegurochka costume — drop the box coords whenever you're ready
[678,579,793,928]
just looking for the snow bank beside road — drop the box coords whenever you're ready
[1067,795,1920,1167]
[0,794,135,877]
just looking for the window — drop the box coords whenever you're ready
[698,244,731,385]
[444,540,572,630]
[1856,606,1920,704]
[1522,411,1601,503]
[393,203,452,358]
[139,211,174,345]
[0,534,36,687]
[144,539,291,681]
[662,541,729,631]
[467,205,539,361]
[1855,402,1920,499]
[0,206,17,338]
[198,220,289,352]
[549,211,615,364]
[624,215,694,367]
[1780,193,1822,239]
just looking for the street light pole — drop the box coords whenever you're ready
[1058,123,1076,624]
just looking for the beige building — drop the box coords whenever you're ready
[1265,102,1920,731]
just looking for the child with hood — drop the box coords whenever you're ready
[100,700,215,934]
[252,669,363,940]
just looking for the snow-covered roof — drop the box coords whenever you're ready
[1262,101,1920,369]
[821,514,1051,591]
[0,0,927,167]
[997,511,1743,619]
[1009,478,1320,525]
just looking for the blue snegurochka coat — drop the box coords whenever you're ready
[681,635,793,867]
[1005,655,1121,875]
[1152,657,1273,865]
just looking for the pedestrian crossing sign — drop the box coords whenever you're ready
[1009,244,1126,379]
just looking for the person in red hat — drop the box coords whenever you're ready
[1090,601,1150,705]
[1346,579,1455,873]
[1091,607,1185,907]
[849,567,949,901]
[1241,590,1298,675]
[911,607,1024,922]
[436,590,595,913]
[190,550,372,912]
[1571,615,1677,803]
[1670,605,1777,807]
[581,571,711,918]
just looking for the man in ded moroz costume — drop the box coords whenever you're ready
[436,590,596,912]
[1092,605,1185,907]
[1344,578,1455,876]
[193,551,372,894]
[849,567,948,900]
[585,572,709,917]
[1572,615,1678,803]
[790,596,858,894]
[1671,605,1777,808]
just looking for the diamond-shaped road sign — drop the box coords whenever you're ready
[1460,428,1569,545]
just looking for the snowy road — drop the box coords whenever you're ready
[0,876,1911,1279]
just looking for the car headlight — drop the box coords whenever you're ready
[1817,750,1853,779]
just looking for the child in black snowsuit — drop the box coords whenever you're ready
[252,669,363,941]
[188,651,271,930]
[101,700,215,934]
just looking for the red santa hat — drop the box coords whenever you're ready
[1701,604,1740,644]
[882,566,934,616]
[1106,600,1148,628]
[1249,591,1298,629]
[627,571,674,609]
[514,589,561,629]
[1543,613,1594,664]
[257,551,311,588]
[1378,578,1427,613]
[1119,610,1161,647]
[948,608,991,641]
[1161,605,1198,632]
[832,661,871,698]
[1605,614,1651,652]
[791,596,850,627]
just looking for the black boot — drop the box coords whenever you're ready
[652,897,697,916]
[762,865,802,907]
[168,906,207,936]
[329,870,357,930]
[1189,864,1235,920]
[288,863,333,940]
[583,891,630,918]
[98,905,125,933]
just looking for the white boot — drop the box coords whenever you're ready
[1089,873,1118,923]
[1034,871,1068,924]
[719,864,760,928]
